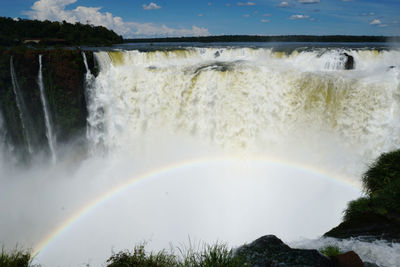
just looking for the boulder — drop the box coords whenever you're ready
[324,212,400,242]
[331,251,364,267]
[234,235,333,266]
[342,53,354,70]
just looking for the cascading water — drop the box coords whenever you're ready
[90,48,400,179]
[38,55,57,164]
[10,56,34,154]
[0,106,7,157]
[82,51,103,153]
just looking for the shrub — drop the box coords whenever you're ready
[319,245,342,257]
[343,197,373,221]
[106,244,178,267]
[343,150,400,222]
[0,247,31,267]
[362,150,400,213]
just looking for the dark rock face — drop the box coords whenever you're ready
[0,49,91,161]
[331,251,364,267]
[342,53,354,70]
[364,262,379,267]
[234,235,333,266]
[324,212,400,242]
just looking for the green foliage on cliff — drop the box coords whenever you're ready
[0,16,123,46]
[325,150,400,240]
[344,150,400,221]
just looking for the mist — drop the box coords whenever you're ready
[0,134,360,266]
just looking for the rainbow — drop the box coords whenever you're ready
[32,156,361,257]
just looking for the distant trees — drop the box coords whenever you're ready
[0,17,123,46]
[125,35,400,43]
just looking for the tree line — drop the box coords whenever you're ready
[126,35,400,43]
[0,17,123,46]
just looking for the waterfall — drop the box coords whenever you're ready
[38,55,57,164]
[10,56,34,154]
[90,48,400,178]
[0,106,6,150]
[82,51,105,153]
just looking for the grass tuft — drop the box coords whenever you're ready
[0,246,32,267]
[319,245,342,257]
[106,242,245,267]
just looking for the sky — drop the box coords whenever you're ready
[1,0,399,37]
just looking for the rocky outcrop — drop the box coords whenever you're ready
[342,53,354,70]
[234,235,333,266]
[324,212,400,242]
[0,48,93,160]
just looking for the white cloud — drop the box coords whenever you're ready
[24,0,209,37]
[237,2,256,6]
[142,2,161,10]
[290,14,310,20]
[298,0,320,4]
[370,19,381,25]
[342,0,355,1]
[243,14,250,18]
[263,13,272,17]
[127,23,210,37]
[226,3,231,6]
[278,1,290,8]
[198,14,204,17]
[260,19,270,23]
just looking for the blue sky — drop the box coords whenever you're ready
[1,0,399,37]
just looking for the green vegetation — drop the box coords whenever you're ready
[344,150,400,220]
[107,245,178,267]
[319,245,342,257]
[0,247,31,267]
[0,17,122,46]
[125,35,400,43]
[325,149,400,240]
[106,243,245,267]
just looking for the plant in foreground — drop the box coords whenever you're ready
[319,245,342,257]
[106,242,245,267]
[0,246,32,267]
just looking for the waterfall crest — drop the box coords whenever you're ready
[38,55,57,164]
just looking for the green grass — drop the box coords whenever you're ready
[0,247,32,267]
[106,243,245,267]
[319,245,342,257]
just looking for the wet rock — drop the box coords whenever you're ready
[331,251,364,267]
[324,212,400,242]
[364,262,380,267]
[342,53,354,70]
[234,235,333,266]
